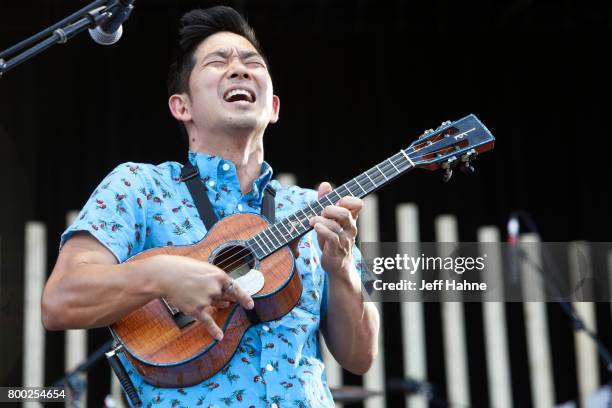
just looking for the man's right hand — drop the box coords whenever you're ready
[42,232,253,341]
[149,254,254,341]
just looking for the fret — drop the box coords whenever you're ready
[388,157,400,173]
[400,149,415,168]
[364,170,377,188]
[279,219,292,237]
[291,213,307,231]
[298,209,311,227]
[343,183,356,197]
[375,164,389,181]
[267,225,284,247]
[306,202,318,215]
[311,200,325,214]
[257,232,273,253]
[322,195,335,206]
[332,188,345,201]
[245,240,262,259]
[352,177,367,195]
[273,223,289,241]
[250,234,265,254]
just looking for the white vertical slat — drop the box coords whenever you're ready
[568,241,599,407]
[359,195,385,408]
[477,227,513,408]
[434,215,470,407]
[23,222,46,406]
[276,173,297,188]
[64,211,90,408]
[520,233,555,408]
[396,203,427,408]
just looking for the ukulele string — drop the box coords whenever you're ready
[216,147,446,275]
[218,144,456,276]
[216,152,418,276]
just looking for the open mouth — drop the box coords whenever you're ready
[223,88,256,103]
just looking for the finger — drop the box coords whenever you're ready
[199,310,224,341]
[314,222,340,247]
[317,182,333,199]
[309,216,343,234]
[222,279,255,310]
[211,300,231,309]
[321,206,357,235]
[337,196,363,219]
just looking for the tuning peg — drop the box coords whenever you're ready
[443,168,453,182]
[461,149,478,162]
[442,156,457,169]
[419,129,435,139]
[459,162,475,174]
[437,120,452,130]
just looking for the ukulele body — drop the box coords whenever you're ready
[109,212,302,387]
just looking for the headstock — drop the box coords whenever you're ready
[405,114,495,182]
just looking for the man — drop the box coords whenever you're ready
[42,6,379,407]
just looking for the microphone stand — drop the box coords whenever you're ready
[52,338,114,408]
[0,0,115,77]
[509,211,612,407]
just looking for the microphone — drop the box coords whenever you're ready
[507,215,519,245]
[88,0,135,45]
[507,214,520,284]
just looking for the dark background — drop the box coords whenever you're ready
[1,1,611,407]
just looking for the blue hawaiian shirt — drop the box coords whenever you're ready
[61,151,362,408]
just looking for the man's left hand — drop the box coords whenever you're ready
[309,181,363,277]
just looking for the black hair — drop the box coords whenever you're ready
[167,6,266,96]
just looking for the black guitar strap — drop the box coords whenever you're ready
[180,160,276,229]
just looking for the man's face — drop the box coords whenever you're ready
[179,31,279,135]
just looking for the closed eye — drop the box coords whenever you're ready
[245,60,266,68]
[205,60,226,67]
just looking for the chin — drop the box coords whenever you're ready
[225,115,263,131]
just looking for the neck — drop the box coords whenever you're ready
[188,128,264,194]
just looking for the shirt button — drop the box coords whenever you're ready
[266,364,274,372]
[271,404,278,408]
[237,204,243,211]
[262,325,270,332]
[208,180,216,187]
[222,163,230,171]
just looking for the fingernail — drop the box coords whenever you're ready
[215,332,224,341]
[247,300,254,309]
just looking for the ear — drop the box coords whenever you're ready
[269,95,280,124]
[168,93,192,122]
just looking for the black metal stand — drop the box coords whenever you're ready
[52,339,114,408]
[510,210,612,407]
[0,0,113,77]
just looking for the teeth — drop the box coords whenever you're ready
[225,89,253,102]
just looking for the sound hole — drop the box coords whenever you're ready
[212,244,256,279]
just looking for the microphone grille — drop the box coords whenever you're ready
[89,25,123,46]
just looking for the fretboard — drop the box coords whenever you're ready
[246,148,415,259]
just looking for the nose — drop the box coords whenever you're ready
[227,59,251,80]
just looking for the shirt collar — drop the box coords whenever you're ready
[187,151,273,200]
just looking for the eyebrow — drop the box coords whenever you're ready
[202,49,264,62]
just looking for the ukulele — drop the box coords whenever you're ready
[109,114,496,387]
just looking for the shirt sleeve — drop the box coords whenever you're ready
[60,163,149,262]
